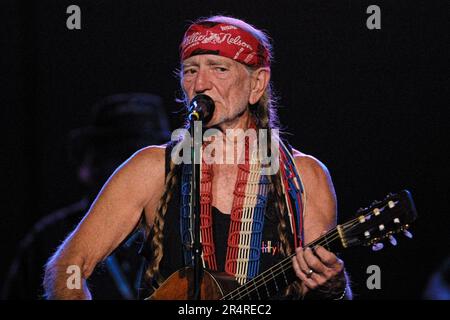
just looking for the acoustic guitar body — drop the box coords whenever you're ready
[147,267,239,300]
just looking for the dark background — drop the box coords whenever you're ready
[1,0,448,299]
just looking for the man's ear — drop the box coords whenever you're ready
[249,67,271,105]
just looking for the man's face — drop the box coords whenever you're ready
[181,54,253,128]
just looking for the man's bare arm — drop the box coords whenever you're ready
[43,146,165,299]
[292,151,352,299]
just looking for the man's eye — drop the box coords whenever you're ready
[215,67,228,72]
[183,69,197,75]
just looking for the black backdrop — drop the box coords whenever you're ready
[1,0,448,299]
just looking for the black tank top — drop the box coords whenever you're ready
[138,142,295,298]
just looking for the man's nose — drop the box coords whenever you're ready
[193,68,212,94]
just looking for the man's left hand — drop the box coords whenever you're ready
[292,245,347,298]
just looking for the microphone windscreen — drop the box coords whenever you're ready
[188,94,215,123]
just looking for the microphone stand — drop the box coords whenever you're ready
[187,94,214,300]
[189,115,203,300]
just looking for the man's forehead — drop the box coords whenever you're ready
[182,55,237,67]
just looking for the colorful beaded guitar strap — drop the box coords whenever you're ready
[180,135,305,285]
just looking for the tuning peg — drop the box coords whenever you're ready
[372,243,384,251]
[403,230,413,239]
[389,235,397,246]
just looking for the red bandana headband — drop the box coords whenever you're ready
[180,22,270,68]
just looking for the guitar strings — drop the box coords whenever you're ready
[222,218,362,299]
[229,207,389,299]
[225,224,360,299]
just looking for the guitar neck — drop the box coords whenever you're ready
[221,190,417,300]
[221,228,344,300]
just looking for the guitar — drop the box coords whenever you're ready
[147,190,417,300]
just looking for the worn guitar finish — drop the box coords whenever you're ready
[147,268,238,300]
[147,190,418,300]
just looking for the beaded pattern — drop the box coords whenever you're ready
[180,139,305,284]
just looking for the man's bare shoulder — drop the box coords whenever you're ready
[291,148,332,181]
[290,147,336,205]
[111,144,166,186]
[129,144,166,165]
[290,149,337,233]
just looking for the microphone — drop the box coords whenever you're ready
[188,94,215,123]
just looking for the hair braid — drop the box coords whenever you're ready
[249,79,291,257]
[250,72,301,298]
[145,159,179,285]
[269,169,302,297]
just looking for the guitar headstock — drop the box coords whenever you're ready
[338,190,417,250]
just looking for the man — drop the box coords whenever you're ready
[44,16,351,300]
[3,93,169,299]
